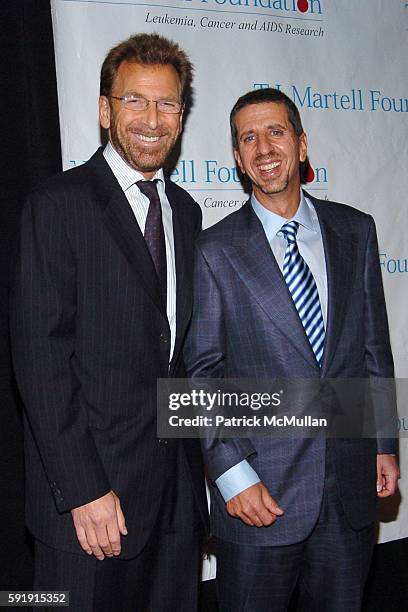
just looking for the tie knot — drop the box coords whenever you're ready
[137,179,159,202]
[279,220,299,242]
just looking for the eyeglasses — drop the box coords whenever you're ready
[109,94,183,114]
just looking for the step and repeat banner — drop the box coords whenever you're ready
[51,0,408,547]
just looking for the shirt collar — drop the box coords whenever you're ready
[251,190,317,243]
[103,141,165,192]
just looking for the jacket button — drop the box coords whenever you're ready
[158,438,168,446]
[159,334,168,344]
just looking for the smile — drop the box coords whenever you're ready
[134,134,162,143]
[258,161,281,171]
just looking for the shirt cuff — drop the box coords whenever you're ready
[215,460,261,502]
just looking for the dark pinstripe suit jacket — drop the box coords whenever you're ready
[185,193,396,546]
[10,148,208,557]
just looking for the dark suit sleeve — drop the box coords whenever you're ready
[184,244,256,481]
[10,190,111,513]
[363,215,397,454]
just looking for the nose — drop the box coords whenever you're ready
[257,132,274,155]
[145,100,159,129]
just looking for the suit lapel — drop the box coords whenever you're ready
[224,203,319,369]
[310,196,357,375]
[89,149,167,318]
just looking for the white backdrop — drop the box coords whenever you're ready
[51,0,408,546]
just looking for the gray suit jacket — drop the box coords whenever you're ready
[185,193,396,546]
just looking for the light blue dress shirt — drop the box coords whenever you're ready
[215,190,328,502]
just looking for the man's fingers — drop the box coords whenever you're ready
[239,502,264,526]
[226,500,255,525]
[236,511,257,527]
[225,482,283,527]
[70,491,127,559]
[377,474,388,496]
[376,455,400,498]
[114,495,128,536]
[228,499,274,527]
[250,503,277,526]
[86,527,105,561]
[377,480,391,497]
[240,498,275,526]
[106,520,122,556]
[244,512,262,527]
[262,489,284,516]
[94,524,114,558]
[236,510,257,527]
[74,525,93,556]
[257,508,277,526]
[240,486,282,526]
[377,472,399,498]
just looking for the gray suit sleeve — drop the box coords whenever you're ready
[184,244,256,481]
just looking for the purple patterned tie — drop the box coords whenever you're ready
[137,180,167,302]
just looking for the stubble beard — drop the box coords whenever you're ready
[110,120,177,174]
[257,174,289,196]
[251,152,289,196]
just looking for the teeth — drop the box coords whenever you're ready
[137,134,161,142]
[259,161,280,171]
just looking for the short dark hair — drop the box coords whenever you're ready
[100,33,193,103]
[230,88,304,148]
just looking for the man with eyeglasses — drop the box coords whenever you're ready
[11,33,208,611]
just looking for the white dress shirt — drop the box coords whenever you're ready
[103,142,177,360]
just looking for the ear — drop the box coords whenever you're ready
[99,96,111,130]
[178,106,184,133]
[234,148,245,174]
[299,132,308,163]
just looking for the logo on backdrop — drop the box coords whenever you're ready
[169,157,328,194]
[380,254,408,275]
[67,157,327,193]
[254,83,408,115]
[146,0,325,37]
[302,161,328,194]
[181,0,323,15]
[398,415,408,432]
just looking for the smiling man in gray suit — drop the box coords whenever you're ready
[185,88,399,612]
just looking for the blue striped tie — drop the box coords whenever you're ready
[279,221,325,366]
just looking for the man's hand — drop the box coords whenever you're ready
[71,491,128,560]
[376,454,400,498]
[226,482,284,527]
